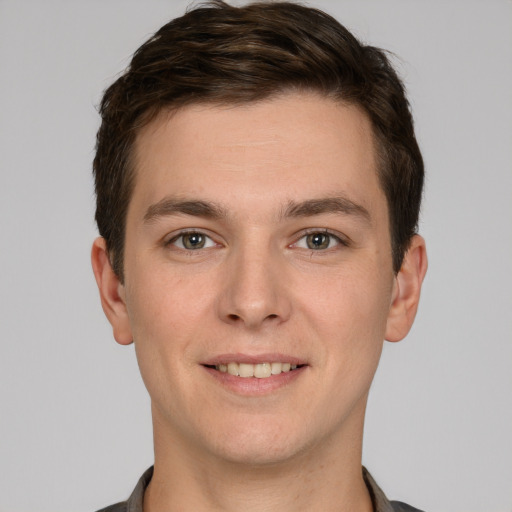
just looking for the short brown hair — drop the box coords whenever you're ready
[93,0,423,280]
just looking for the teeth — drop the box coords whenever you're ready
[239,363,254,377]
[227,362,239,376]
[254,363,271,378]
[216,362,301,378]
[270,362,282,375]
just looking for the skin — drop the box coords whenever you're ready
[92,92,427,512]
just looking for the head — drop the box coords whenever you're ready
[91,0,427,469]
[93,0,423,282]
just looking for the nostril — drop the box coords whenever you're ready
[225,312,279,325]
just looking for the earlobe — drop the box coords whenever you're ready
[91,237,133,345]
[385,235,428,342]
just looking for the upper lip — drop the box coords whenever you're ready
[202,353,307,366]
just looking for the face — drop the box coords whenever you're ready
[94,92,425,467]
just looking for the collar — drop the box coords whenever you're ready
[123,465,398,512]
[363,466,396,512]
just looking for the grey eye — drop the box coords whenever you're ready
[293,231,342,251]
[182,233,206,249]
[306,233,331,250]
[171,232,216,250]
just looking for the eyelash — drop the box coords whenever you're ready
[165,228,348,253]
[165,230,218,251]
[292,229,349,251]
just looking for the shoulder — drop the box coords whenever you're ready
[94,502,127,512]
[94,466,153,512]
[391,500,426,512]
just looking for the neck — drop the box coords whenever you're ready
[144,405,373,512]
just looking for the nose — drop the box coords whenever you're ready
[216,241,292,329]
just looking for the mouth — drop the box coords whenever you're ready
[204,362,305,379]
[202,355,308,395]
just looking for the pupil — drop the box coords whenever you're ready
[184,233,204,249]
[307,233,329,250]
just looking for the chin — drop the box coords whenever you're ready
[212,437,303,467]
[200,416,319,468]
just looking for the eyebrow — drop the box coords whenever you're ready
[283,197,371,223]
[143,195,371,224]
[143,198,227,223]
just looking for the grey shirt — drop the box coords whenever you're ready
[96,466,424,512]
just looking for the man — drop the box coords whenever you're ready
[91,1,428,511]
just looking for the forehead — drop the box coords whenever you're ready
[130,92,383,218]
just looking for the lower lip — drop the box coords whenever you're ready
[203,365,307,395]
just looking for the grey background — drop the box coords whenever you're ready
[1,1,511,511]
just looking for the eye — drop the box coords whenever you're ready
[294,231,343,250]
[169,232,216,250]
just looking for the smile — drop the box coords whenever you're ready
[213,362,301,378]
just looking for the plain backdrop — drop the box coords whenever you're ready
[1,1,511,511]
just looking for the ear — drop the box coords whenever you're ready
[91,237,133,345]
[385,235,428,342]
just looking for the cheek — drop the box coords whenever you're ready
[125,264,213,337]
[123,270,201,393]
[305,263,392,329]
[299,262,393,375]
[125,268,212,412]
